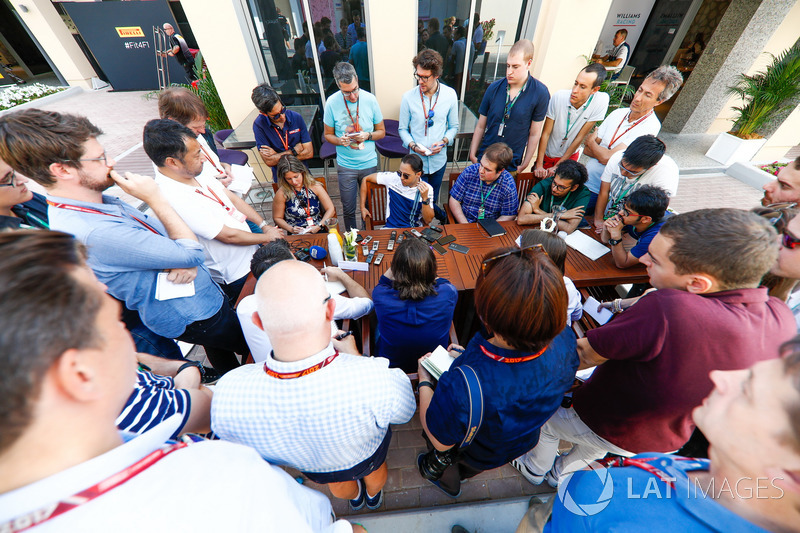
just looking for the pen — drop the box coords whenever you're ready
[451,347,465,354]
[323,261,328,282]
[335,331,353,340]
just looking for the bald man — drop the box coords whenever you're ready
[211,261,415,512]
[161,23,196,82]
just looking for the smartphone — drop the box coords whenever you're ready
[429,223,443,233]
[374,253,385,265]
[438,235,456,246]
[371,241,379,252]
[387,231,397,251]
[362,235,373,244]
[449,243,470,254]
[431,242,448,255]
[410,229,423,238]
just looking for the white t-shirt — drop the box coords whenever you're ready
[545,89,609,159]
[155,170,256,284]
[564,276,583,327]
[0,416,351,532]
[585,108,662,193]
[600,151,679,217]
[238,291,373,362]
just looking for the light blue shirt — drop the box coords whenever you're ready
[323,89,384,170]
[399,82,459,174]
[47,194,224,338]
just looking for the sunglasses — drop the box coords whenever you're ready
[619,160,645,177]
[753,202,797,233]
[481,244,548,275]
[396,170,415,179]
[783,229,800,250]
[0,169,17,188]
[267,105,286,119]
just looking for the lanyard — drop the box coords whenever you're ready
[479,180,498,210]
[343,93,360,132]
[272,125,290,151]
[198,144,224,175]
[563,94,594,142]
[194,184,235,215]
[545,189,572,213]
[2,441,187,532]
[47,200,160,235]
[264,350,339,379]
[419,83,440,136]
[502,78,528,123]
[479,343,548,363]
[298,187,312,219]
[608,110,653,148]
[606,174,645,218]
[409,188,421,227]
[23,211,49,229]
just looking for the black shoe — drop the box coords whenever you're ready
[349,479,366,511]
[201,366,221,384]
[417,453,461,498]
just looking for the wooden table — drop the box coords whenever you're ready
[284,221,648,293]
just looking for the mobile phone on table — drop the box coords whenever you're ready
[431,242,448,255]
[438,235,456,246]
[449,243,470,254]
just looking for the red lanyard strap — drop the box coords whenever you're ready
[301,187,312,219]
[608,110,653,148]
[3,441,187,532]
[198,144,224,174]
[47,200,161,235]
[272,125,290,151]
[479,343,547,363]
[264,350,339,379]
[343,93,360,132]
[194,185,232,211]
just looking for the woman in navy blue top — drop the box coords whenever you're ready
[372,237,458,373]
[417,245,579,497]
[273,155,335,234]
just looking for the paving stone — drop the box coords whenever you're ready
[419,484,459,507]
[386,446,419,469]
[400,465,428,489]
[384,467,403,492]
[384,489,420,511]
[396,428,424,448]
[487,477,523,500]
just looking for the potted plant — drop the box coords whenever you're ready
[706,42,800,165]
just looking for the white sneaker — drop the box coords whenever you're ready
[511,458,544,486]
[544,469,559,488]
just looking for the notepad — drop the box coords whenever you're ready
[583,296,614,325]
[421,345,455,380]
[155,272,196,301]
[563,231,610,260]
[325,280,346,295]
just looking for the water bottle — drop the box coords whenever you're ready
[327,233,343,266]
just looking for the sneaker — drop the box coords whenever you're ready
[349,479,366,511]
[417,453,461,498]
[511,458,545,486]
[365,489,383,510]
[544,469,559,488]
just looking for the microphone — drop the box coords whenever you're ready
[309,245,327,260]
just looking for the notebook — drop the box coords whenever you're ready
[421,345,455,380]
[478,218,506,237]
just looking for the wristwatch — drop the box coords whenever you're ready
[608,238,623,246]
[176,360,205,377]
[290,146,298,156]
[417,380,435,393]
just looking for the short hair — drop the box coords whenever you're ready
[356,26,366,39]
[622,135,666,169]
[0,109,102,187]
[276,154,316,199]
[333,61,357,85]
[615,29,628,39]
[624,185,669,223]
[251,84,281,115]
[320,16,331,26]
[413,48,443,78]
[157,87,208,125]
[142,119,196,167]
[582,63,607,87]
[554,159,588,187]
[250,239,294,278]
[509,39,534,62]
[351,9,360,18]
[401,153,423,174]
[520,230,567,273]
[482,142,513,171]
[323,34,335,48]
[476,246,567,351]
[644,65,684,102]
[454,26,466,39]
[0,230,103,453]
[428,17,440,32]
[391,237,438,300]
[659,209,779,290]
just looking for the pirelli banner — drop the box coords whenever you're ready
[63,0,182,91]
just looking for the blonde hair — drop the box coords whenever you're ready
[276,154,316,198]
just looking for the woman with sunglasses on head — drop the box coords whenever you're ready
[359,153,435,228]
[416,245,579,498]
[372,237,457,373]
[756,204,800,330]
[273,155,335,235]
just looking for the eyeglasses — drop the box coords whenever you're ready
[783,229,800,250]
[551,180,572,192]
[267,104,286,119]
[396,170,415,180]
[481,244,548,275]
[71,153,109,165]
[340,85,359,97]
[322,294,332,305]
[619,160,645,177]
[619,206,642,218]
[0,169,17,188]
[414,72,433,82]
[753,202,797,233]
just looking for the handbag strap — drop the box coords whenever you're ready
[455,365,484,449]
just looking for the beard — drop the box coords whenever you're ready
[78,167,114,192]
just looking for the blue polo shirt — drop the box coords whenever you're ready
[477,76,550,168]
[253,110,311,181]
[426,328,579,470]
[626,212,671,258]
[449,163,518,222]
[349,40,369,81]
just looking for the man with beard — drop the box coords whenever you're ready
[761,156,800,206]
[0,109,247,375]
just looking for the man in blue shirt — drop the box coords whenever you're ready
[469,39,549,174]
[602,185,670,269]
[359,154,434,229]
[448,142,518,223]
[399,48,459,208]
[0,109,247,374]
[251,84,312,183]
[323,62,386,231]
[348,27,370,91]
[346,10,364,48]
